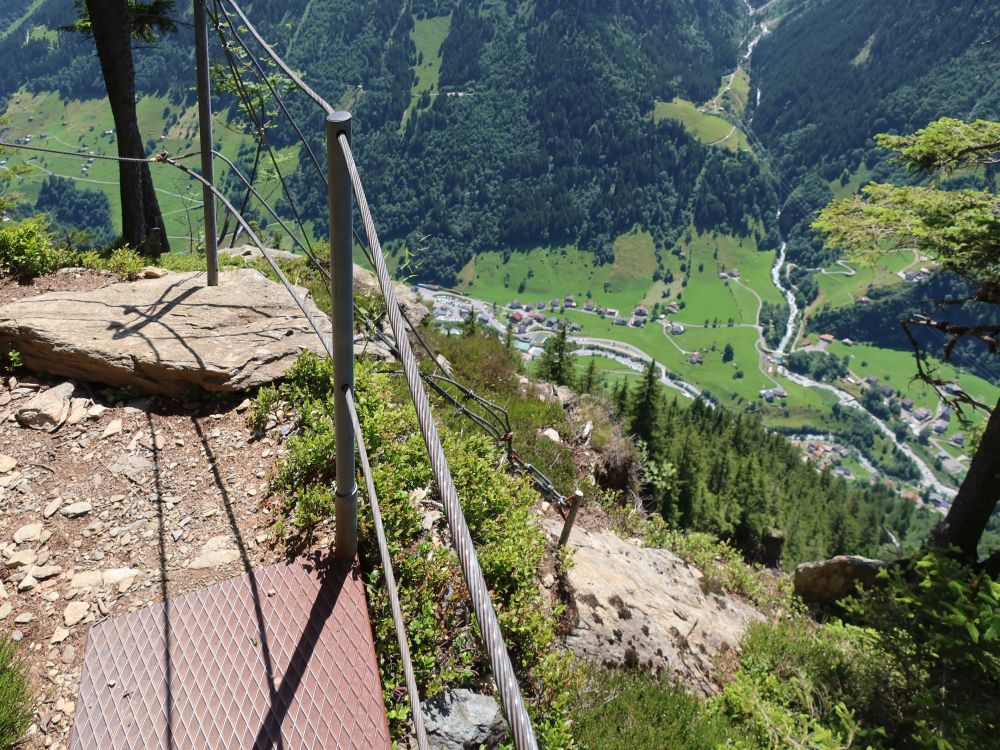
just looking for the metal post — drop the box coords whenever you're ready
[558,490,585,547]
[328,111,357,561]
[194,0,219,285]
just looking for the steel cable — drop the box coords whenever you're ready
[338,132,539,750]
[217,0,336,116]
[345,389,430,750]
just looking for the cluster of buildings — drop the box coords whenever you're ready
[795,440,860,480]
[899,266,934,283]
[759,385,788,402]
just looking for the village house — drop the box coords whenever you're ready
[913,407,932,422]
[819,333,836,344]
[564,295,576,308]
[671,323,685,335]
[613,316,628,326]
[633,305,649,318]
[583,299,596,311]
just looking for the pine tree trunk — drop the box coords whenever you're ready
[930,397,1000,560]
[85,0,169,255]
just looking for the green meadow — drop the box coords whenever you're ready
[653,98,751,152]
[403,14,451,124]
[2,90,301,247]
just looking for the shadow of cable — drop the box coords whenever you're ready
[147,411,175,749]
[191,415,288,750]
[250,555,352,750]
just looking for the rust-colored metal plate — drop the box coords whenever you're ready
[69,556,390,750]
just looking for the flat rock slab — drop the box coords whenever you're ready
[548,521,764,697]
[0,270,331,396]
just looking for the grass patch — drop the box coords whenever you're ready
[653,99,750,152]
[0,640,32,750]
[403,15,451,123]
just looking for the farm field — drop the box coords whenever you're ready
[825,341,1000,436]
[458,229,659,314]
[652,98,750,152]
[404,14,451,123]
[810,250,916,313]
[1,90,302,247]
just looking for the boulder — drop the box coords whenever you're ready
[546,521,764,697]
[541,428,562,444]
[15,382,75,431]
[407,690,506,750]
[0,270,332,396]
[794,556,890,606]
[220,244,303,265]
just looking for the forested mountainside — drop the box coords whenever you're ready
[0,0,778,284]
[750,0,1000,181]
[750,0,1000,269]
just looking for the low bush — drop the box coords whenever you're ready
[570,665,750,750]
[0,640,32,750]
[254,352,576,746]
[0,218,61,277]
[839,552,1000,749]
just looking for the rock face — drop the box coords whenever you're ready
[352,265,429,325]
[0,270,332,395]
[410,690,506,750]
[549,521,764,696]
[794,555,890,606]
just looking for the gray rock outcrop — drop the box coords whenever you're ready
[793,555,890,606]
[407,690,506,750]
[221,244,303,265]
[549,521,764,696]
[0,270,331,396]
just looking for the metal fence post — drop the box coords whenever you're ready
[558,490,584,547]
[193,0,219,285]
[328,112,357,561]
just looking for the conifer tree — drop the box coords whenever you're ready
[580,357,598,394]
[537,325,573,386]
[630,359,660,444]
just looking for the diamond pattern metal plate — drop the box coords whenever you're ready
[68,556,390,750]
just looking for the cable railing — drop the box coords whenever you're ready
[211,2,542,747]
[2,4,548,745]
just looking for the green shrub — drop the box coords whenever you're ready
[840,553,1000,749]
[713,619,879,749]
[255,352,576,746]
[0,218,60,277]
[570,665,750,750]
[0,640,32,750]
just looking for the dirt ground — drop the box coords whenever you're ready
[0,372,314,749]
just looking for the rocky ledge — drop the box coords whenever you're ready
[548,520,764,697]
